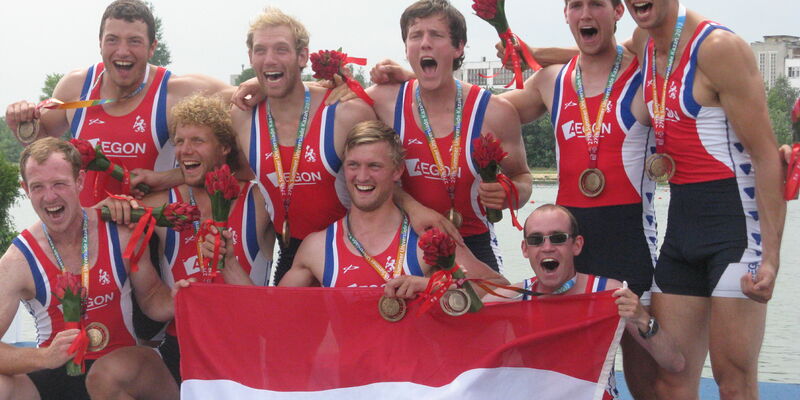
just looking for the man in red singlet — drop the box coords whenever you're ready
[5,0,244,207]
[102,94,275,385]
[277,120,505,289]
[230,7,376,286]
[365,0,532,274]
[622,2,786,398]
[0,138,179,400]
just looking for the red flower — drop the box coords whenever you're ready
[205,164,239,200]
[162,202,200,233]
[53,272,84,300]
[69,138,99,169]
[310,50,346,81]
[419,228,456,266]
[472,0,498,20]
[472,133,508,169]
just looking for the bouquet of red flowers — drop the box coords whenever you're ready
[100,201,200,233]
[473,133,522,229]
[200,164,240,279]
[310,49,375,106]
[785,97,800,200]
[52,272,89,376]
[472,0,541,89]
[417,229,483,315]
[69,138,150,195]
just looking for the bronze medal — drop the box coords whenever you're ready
[378,295,407,322]
[85,322,110,352]
[281,220,291,248]
[446,208,463,229]
[645,153,676,183]
[16,120,39,145]
[578,168,605,197]
[439,288,470,316]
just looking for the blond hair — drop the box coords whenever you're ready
[19,137,82,183]
[169,94,239,168]
[344,121,406,167]
[246,7,309,54]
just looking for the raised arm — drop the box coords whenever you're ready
[699,31,785,303]
[4,69,83,142]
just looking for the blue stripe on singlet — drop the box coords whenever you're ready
[323,102,341,171]
[393,82,407,132]
[13,237,47,305]
[154,71,171,147]
[245,186,259,261]
[107,222,128,286]
[322,224,336,287]
[406,230,423,277]
[70,64,97,136]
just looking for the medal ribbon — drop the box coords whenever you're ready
[345,211,410,282]
[268,86,311,240]
[36,65,150,111]
[575,45,624,169]
[415,80,463,209]
[650,5,687,152]
[784,143,800,200]
[43,210,90,294]
[104,193,155,273]
[415,263,460,316]
[496,173,523,230]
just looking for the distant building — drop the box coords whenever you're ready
[750,35,800,90]
[455,57,535,91]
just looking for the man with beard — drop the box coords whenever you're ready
[230,7,376,285]
[366,0,532,273]
[102,94,274,384]
[5,0,247,207]
[0,137,180,400]
[620,1,786,398]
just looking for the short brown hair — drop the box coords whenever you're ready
[169,94,240,168]
[247,7,309,54]
[99,0,156,45]
[523,204,580,237]
[344,121,406,167]
[400,0,467,71]
[19,137,82,183]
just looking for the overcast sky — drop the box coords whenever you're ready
[1,0,798,109]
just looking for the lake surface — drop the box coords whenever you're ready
[4,185,799,383]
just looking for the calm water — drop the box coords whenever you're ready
[4,185,799,383]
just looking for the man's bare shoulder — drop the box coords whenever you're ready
[54,68,92,100]
[0,237,36,300]
[167,73,231,98]
[485,92,520,122]
[366,83,403,103]
[334,97,376,124]
[697,28,751,66]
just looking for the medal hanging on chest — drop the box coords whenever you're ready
[267,86,312,247]
[645,5,686,183]
[415,80,464,228]
[574,45,624,197]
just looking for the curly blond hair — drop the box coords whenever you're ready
[169,94,239,168]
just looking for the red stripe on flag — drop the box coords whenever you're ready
[176,284,621,394]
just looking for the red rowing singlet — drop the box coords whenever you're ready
[71,63,174,206]
[13,212,137,359]
[248,89,346,240]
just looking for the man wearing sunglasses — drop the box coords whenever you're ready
[484,204,684,397]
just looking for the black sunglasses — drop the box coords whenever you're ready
[525,232,572,246]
